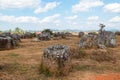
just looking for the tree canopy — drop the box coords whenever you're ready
[42,29,53,35]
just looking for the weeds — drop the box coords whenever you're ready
[71,64,90,72]
[90,49,116,62]
[7,53,19,57]
[39,62,53,77]
[71,47,86,59]
[39,58,71,77]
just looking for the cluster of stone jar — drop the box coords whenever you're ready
[79,24,116,49]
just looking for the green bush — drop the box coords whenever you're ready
[42,29,53,35]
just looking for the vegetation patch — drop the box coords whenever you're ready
[7,53,20,57]
[39,56,71,77]
[39,62,53,77]
[71,64,90,72]
[70,47,87,59]
[90,49,116,62]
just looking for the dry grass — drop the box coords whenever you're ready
[39,58,71,77]
[0,36,120,80]
[90,49,117,62]
[70,47,87,59]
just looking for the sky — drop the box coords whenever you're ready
[0,0,120,31]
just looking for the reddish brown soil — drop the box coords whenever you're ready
[95,73,120,80]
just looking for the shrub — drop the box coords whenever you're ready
[42,29,53,35]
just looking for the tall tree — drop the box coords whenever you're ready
[14,27,24,34]
[8,29,12,33]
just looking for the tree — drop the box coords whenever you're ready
[8,29,12,33]
[99,23,105,33]
[14,27,24,34]
[42,29,53,35]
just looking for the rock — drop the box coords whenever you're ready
[79,24,116,49]
[40,44,71,76]
[0,33,21,50]
[98,44,107,49]
[38,32,51,41]
[78,32,84,37]
[53,32,71,39]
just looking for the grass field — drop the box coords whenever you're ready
[0,36,120,80]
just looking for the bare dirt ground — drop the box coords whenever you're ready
[0,36,120,80]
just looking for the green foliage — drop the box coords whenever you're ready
[14,27,24,34]
[8,29,12,33]
[42,29,53,35]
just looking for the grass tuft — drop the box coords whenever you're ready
[90,49,116,62]
[70,47,87,59]
[39,62,53,77]
[7,53,19,57]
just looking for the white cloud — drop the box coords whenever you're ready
[0,14,40,23]
[109,16,120,23]
[16,16,40,23]
[54,20,61,24]
[72,0,104,13]
[88,16,99,20]
[0,0,40,9]
[65,15,78,20]
[104,3,120,13]
[41,14,60,23]
[0,15,15,22]
[0,14,61,24]
[34,2,60,14]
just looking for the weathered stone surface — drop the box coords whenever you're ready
[78,32,84,37]
[98,31,116,47]
[115,31,120,35]
[98,24,116,47]
[79,24,116,49]
[53,32,72,39]
[43,44,71,66]
[79,34,98,48]
[38,32,51,41]
[98,44,107,49]
[21,32,33,39]
[41,44,71,76]
[0,33,21,50]
[0,36,13,50]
